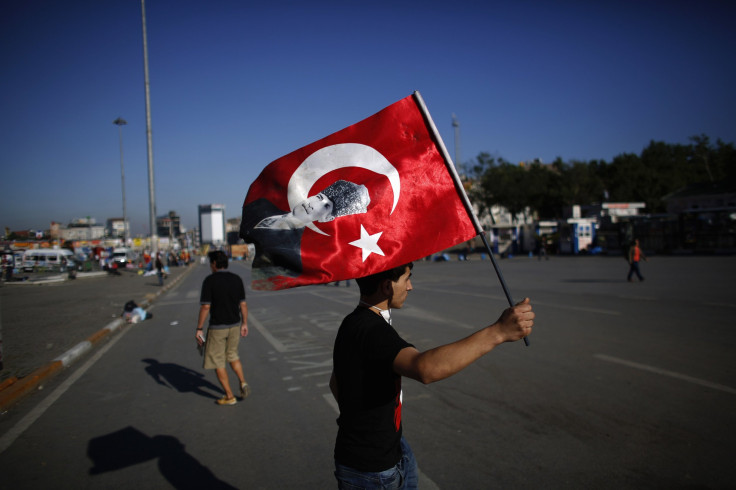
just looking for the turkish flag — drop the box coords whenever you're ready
[240,93,478,290]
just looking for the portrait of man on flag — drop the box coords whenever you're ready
[239,93,478,290]
[241,179,371,281]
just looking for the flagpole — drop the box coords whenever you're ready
[413,91,529,346]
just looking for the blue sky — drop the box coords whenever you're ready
[2,0,734,236]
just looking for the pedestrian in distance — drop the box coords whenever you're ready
[196,250,250,406]
[627,238,647,282]
[2,254,13,282]
[155,253,164,286]
[536,236,549,261]
[329,262,534,489]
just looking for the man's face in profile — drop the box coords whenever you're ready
[292,193,334,224]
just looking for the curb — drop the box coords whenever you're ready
[2,270,123,286]
[0,264,196,413]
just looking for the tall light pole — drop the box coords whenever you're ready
[113,117,128,246]
[141,0,157,254]
[452,113,461,166]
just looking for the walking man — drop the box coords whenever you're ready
[627,238,647,282]
[196,250,250,405]
[329,262,535,488]
[155,253,164,286]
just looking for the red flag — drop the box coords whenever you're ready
[241,93,478,290]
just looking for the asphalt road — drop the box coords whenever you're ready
[0,264,192,380]
[0,255,734,489]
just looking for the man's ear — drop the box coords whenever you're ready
[380,278,393,298]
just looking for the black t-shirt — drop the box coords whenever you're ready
[200,270,246,328]
[333,307,413,471]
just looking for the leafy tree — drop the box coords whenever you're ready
[559,160,606,207]
[466,135,735,220]
[605,153,647,204]
[690,135,736,184]
[523,160,563,219]
[467,154,530,218]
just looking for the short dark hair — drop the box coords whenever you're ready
[208,250,228,269]
[356,262,413,296]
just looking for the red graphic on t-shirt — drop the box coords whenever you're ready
[394,378,403,432]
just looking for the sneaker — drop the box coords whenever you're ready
[216,396,237,406]
[240,382,251,399]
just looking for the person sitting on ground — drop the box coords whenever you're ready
[122,300,152,323]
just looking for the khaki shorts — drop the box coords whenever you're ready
[203,325,241,369]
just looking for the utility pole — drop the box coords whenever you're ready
[0,295,4,371]
[113,117,128,246]
[141,0,158,255]
[452,113,461,166]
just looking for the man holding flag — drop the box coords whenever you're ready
[329,263,534,489]
[240,92,534,486]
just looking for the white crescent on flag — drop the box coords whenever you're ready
[287,143,400,235]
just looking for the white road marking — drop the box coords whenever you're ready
[421,286,621,315]
[302,370,332,378]
[532,300,620,315]
[0,316,134,454]
[307,290,358,307]
[288,358,332,371]
[249,313,287,352]
[594,354,736,395]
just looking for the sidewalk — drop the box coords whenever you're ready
[1,270,106,285]
[0,263,196,412]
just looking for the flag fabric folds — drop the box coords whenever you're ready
[240,93,478,290]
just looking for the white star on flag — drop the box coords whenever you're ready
[349,225,385,262]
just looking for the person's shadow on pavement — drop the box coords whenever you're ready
[88,426,236,489]
[142,358,223,400]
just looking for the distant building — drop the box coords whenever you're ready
[600,202,646,220]
[106,217,129,238]
[5,229,34,240]
[60,217,105,241]
[198,204,226,246]
[157,211,182,238]
[664,181,736,214]
[564,203,646,222]
[226,217,242,245]
[49,221,61,239]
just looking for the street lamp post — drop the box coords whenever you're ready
[113,117,128,246]
[141,0,157,255]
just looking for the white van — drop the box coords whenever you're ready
[112,248,138,267]
[22,249,77,272]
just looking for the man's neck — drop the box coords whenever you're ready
[359,296,389,315]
